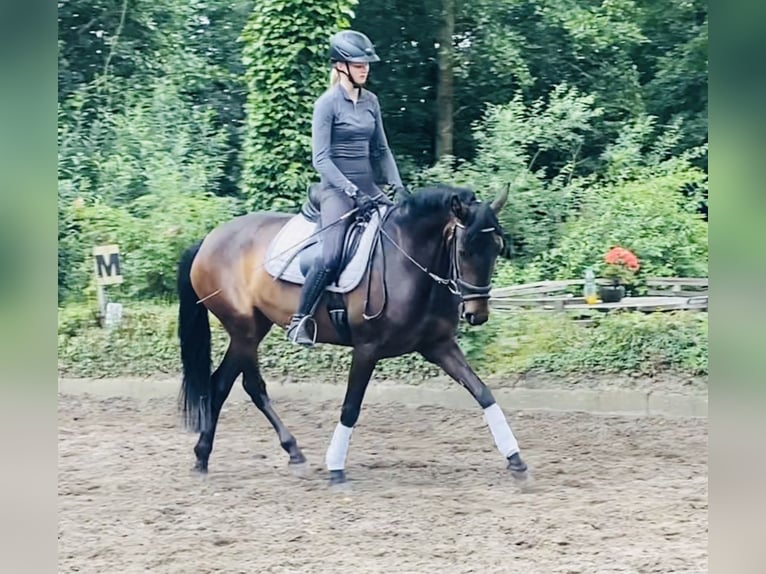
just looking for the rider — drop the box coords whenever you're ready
[286,30,407,346]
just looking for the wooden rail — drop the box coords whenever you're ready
[489,277,708,313]
[645,277,708,298]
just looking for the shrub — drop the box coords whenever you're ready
[459,310,708,377]
[412,84,604,264]
[58,302,707,380]
[62,191,240,303]
[58,74,239,303]
[523,165,708,287]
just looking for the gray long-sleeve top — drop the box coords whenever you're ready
[312,83,403,197]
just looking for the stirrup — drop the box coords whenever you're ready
[286,314,317,347]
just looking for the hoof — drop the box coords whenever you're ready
[192,460,208,475]
[288,452,307,465]
[507,453,535,492]
[507,452,529,480]
[328,469,349,489]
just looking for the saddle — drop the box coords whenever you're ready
[264,184,387,294]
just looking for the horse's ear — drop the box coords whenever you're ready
[450,194,469,221]
[490,183,510,213]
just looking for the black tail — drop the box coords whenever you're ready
[177,240,212,433]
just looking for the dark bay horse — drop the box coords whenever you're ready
[176,184,529,485]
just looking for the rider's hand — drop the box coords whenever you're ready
[355,194,377,218]
[343,183,360,199]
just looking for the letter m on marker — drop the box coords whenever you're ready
[93,245,124,285]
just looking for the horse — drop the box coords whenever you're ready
[176,183,530,486]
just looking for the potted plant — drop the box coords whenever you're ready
[600,246,640,302]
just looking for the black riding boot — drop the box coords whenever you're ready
[286,267,332,346]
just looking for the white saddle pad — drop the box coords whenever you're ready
[264,207,387,293]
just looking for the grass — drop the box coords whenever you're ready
[58,302,708,381]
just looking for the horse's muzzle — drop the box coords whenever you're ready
[463,310,489,326]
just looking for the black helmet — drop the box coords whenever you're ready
[329,30,380,63]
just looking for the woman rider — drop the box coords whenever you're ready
[286,30,407,346]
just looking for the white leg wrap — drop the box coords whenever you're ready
[325,423,354,471]
[483,403,519,458]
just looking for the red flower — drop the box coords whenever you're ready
[604,246,640,272]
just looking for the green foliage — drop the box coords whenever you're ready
[59,304,189,376]
[352,0,441,166]
[419,105,709,289]
[58,0,180,99]
[240,0,358,211]
[56,0,709,384]
[58,303,442,379]
[58,66,241,302]
[62,191,239,303]
[520,118,709,285]
[359,0,651,165]
[638,0,707,166]
[59,76,231,206]
[58,1,253,177]
[458,310,707,377]
[355,0,706,175]
[58,302,707,379]
[531,312,708,376]
[413,84,603,262]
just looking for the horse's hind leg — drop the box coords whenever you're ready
[193,347,241,473]
[242,359,306,465]
[240,311,306,465]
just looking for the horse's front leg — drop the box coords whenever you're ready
[325,349,377,486]
[421,338,529,480]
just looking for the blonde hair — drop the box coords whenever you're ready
[329,66,341,86]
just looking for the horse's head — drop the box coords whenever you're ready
[448,185,510,325]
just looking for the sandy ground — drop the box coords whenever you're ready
[58,388,707,574]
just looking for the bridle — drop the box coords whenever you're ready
[448,222,497,301]
[379,216,501,303]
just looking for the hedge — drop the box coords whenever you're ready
[58,303,707,381]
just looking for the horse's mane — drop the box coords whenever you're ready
[397,185,504,253]
[397,184,476,220]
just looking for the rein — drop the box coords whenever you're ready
[378,218,495,303]
[196,200,495,314]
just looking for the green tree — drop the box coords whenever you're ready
[637,0,708,168]
[58,0,254,197]
[356,0,649,171]
[353,0,442,170]
[240,0,358,211]
[414,83,604,261]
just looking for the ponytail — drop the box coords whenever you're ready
[329,66,341,86]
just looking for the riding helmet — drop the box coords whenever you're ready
[329,30,380,63]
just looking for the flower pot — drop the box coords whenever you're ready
[599,284,625,303]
